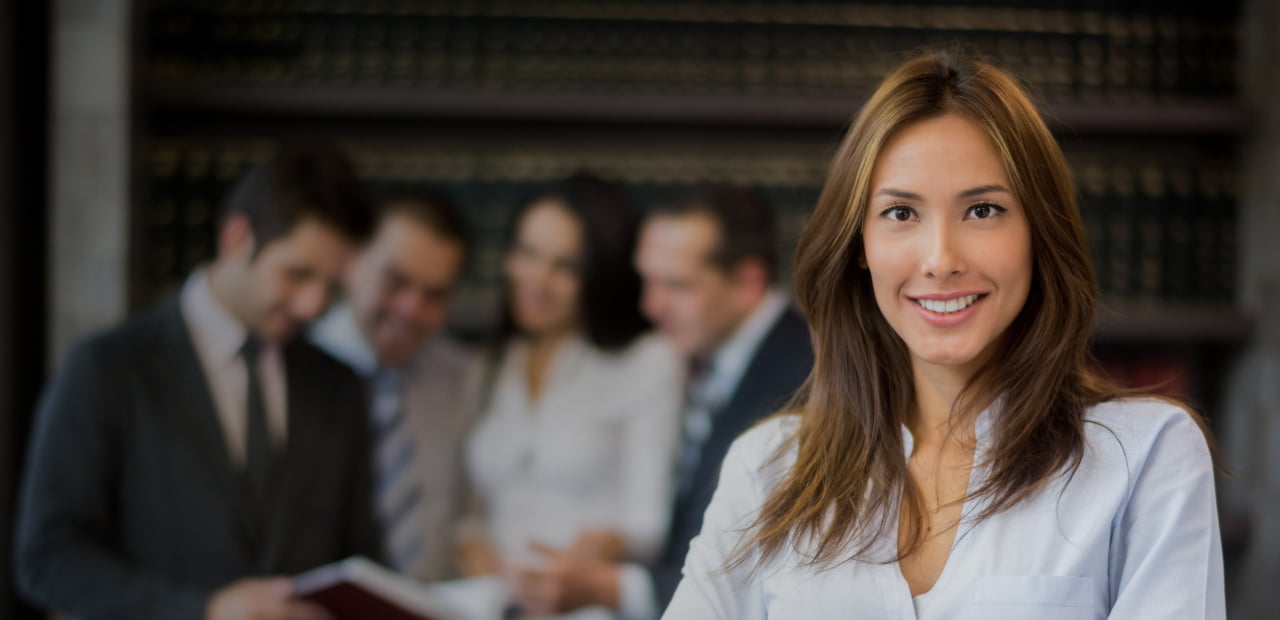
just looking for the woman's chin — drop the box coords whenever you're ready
[911,347,983,372]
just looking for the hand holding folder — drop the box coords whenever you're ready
[294,557,463,620]
[207,577,335,620]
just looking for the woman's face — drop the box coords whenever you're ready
[862,113,1032,377]
[504,199,584,337]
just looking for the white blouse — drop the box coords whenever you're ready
[665,398,1225,619]
[465,332,684,566]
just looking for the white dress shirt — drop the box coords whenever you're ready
[180,270,287,466]
[665,398,1225,619]
[465,332,684,567]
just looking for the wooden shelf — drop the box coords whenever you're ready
[1044,100,1254,136]
[142,84,1252,134]
[1093,307,1253,345]
[142,84,862,126]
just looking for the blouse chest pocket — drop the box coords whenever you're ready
[761,563,890,619]
[967,575,1102,620]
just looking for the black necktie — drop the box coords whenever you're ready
[240,337,272,503]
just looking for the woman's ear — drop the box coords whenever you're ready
[857,247,869,270]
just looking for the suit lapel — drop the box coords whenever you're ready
[725,311,810,418]
[405,346,463,442]
[399,367,433,473]
[156,299,262,553]
[688,311,809,511]
[712,312,796,441]
[261,343,326,570]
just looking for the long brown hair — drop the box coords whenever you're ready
[736,51,1188,569]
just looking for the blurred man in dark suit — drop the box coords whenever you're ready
[311,188,483,582]
[14,144,380,620]
[511,185,813,619]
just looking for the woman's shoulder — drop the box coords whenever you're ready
[597,331,681,368]
[723,414,804,489]
[629,330,681,359]
[1082,397,1212,468]
[575,332,684,405]
[738,413,802,451]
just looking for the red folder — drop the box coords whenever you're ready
[294,556,462,620]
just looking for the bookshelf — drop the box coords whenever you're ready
[143,85,1253,134]
[130,0,1251,439]
[130,0,1253,336]
[132,132,1248,337]
[124,0,1257,601]
[1094,307,1254,345]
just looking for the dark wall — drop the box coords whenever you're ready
[2,1,49,617]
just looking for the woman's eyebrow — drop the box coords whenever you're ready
[958,184,1011,198]
[874,184,1011,201]
[874,188,922,200]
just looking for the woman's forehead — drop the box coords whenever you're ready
[870,116,1013,201]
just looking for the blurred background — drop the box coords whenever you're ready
[2,0,1278,617]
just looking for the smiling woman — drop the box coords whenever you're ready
[662,52,1226,619]
[863,114,1032,375]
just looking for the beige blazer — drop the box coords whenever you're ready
[311,304,485,582]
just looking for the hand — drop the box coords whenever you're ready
[457,535,502,577]
[570,529,627,562]
[509,541,620,615]
[205,577,334,620]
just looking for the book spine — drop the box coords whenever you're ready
[1163,167,1195,304]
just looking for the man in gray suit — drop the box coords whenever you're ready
[14,144,381,620]
[311,188,482,582]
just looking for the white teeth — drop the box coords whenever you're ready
[917,295,979,314]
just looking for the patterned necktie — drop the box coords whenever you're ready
[371,368,426,573]
[676,357,718,501]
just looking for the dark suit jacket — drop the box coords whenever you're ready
[13,297,381,619]
[653,308,813,608]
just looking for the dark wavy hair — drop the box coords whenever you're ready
[495,171,649,351]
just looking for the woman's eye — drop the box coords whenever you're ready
[966,202,1006,219]
[883,206,914,222]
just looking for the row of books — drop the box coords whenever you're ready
[137,138,1239,313]
[141,0,1240,24]
[141,2,1239,101]
[1075,162,1237,307]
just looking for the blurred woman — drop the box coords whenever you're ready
[664,52,1224,619]
[459,173,683,592]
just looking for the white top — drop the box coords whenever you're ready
[465,332,684,566]
[180,269,287,466]
[665,398,1225,619]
